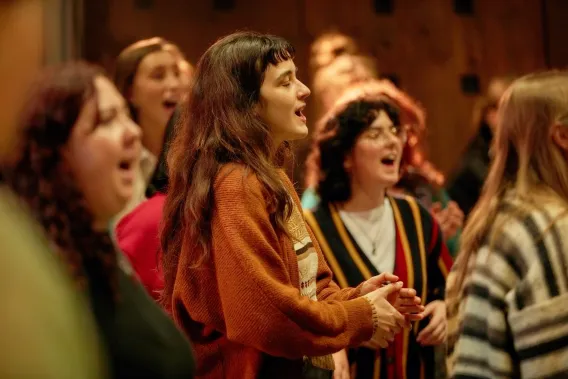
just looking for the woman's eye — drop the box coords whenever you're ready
[368,131,381,139]
[150,71,166,80]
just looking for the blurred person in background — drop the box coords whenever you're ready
[4,61,195,379]
[447,76,515,217]
[312,54,378,116]
[0,1,105,378]
[309,31,359,74]
[113,37,185,218]
[115,107,179,300]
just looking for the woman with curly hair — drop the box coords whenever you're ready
[0,2,104,378]
[3,61,194,379]
[303,79,464,257]
[304,80,453,379]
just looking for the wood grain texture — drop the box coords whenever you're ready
[83,0,546,186]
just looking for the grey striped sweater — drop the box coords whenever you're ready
[446,195,568,379]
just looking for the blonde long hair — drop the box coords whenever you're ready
[455,70,568,288]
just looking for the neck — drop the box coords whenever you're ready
[270,139,285,162]
[341,181,387,212]
[138,116,164,157]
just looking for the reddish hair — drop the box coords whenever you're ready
[4,61,118,294]
[160,31,296,306]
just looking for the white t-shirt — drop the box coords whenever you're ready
[339,198,396,274]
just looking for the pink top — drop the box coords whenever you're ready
[115,194,165,300]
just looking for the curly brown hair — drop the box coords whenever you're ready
[305,79,444,200]
[4,61,118,295]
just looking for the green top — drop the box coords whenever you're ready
[0,188,106,379]
[430,188,461,257]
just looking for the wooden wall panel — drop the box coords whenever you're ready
[544,0,568,69]
[83,0,547,183]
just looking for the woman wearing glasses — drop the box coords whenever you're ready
[305,80,453,379]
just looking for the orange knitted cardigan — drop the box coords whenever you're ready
[170,164,374,378]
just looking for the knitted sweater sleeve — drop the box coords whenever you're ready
[210,167,374,358]
[449,211,568,379]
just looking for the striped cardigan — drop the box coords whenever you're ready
[446,195,568,379]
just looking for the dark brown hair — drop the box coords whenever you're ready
[305,79,443,196]
[160,31,295,306]
[311,98,402,203]
[4,61,118,295]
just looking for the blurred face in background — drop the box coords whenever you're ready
[310,33,358,71]
[485,78,512,132]
[65,76,142,228]
[0,0,43,161]
[130,49,182,134]
[314,55,378,111]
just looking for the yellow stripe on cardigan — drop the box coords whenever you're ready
[438,258,449,279]
[389,197,414,379]
[373,349,381,379]
[304,211,349,289]
[329,204,374,280]
[407,197,428,307]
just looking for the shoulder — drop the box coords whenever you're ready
[116,194,166,240]
[214,163,264,203]
[493,201,566,251]
[389,193,435,223]
[479,201,568,279]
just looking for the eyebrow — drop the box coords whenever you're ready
[275,67,298,82]
[368,121,395,129]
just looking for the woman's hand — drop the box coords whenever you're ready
[416,300,447,346]
[363,282,407,348]
[431,201,464,240]
[393,287,425,322]
[361,273,425,323]
[360,272,399,296]
[332,349,350,379]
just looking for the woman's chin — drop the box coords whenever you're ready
[289,124,309,141]
[376,172,400,188]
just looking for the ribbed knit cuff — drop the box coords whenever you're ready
[342,297,375,346]
[362,296,379,337]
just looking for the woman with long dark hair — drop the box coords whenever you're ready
[4,61,194,379]
[161,31,424,378]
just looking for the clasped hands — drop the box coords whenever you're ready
[361,272,424,349]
